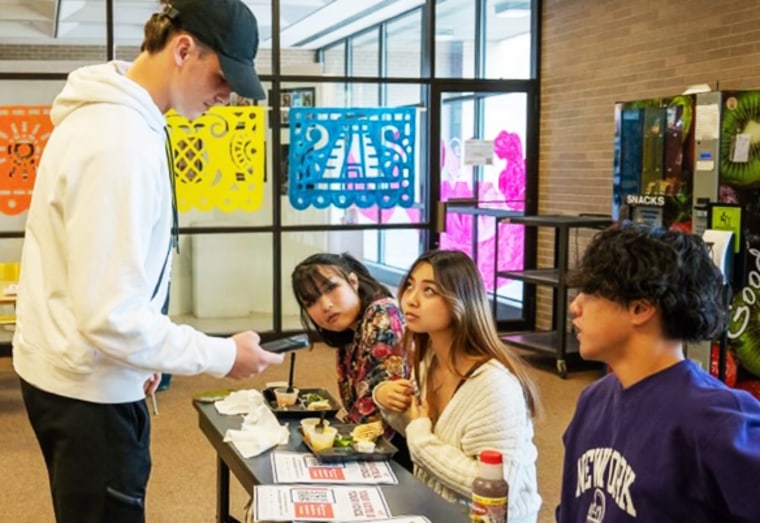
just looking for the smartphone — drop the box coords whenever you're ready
[260,334,310,354]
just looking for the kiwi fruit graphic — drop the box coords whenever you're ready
[720,91,760,187]
[670,95,693,140]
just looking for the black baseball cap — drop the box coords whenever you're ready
[162,0,265,100]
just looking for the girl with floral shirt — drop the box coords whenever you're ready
[291,252,410,467]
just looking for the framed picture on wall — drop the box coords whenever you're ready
[269,87,316,127]
[279,144,290,195]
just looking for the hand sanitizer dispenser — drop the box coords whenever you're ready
[702,229,734,284]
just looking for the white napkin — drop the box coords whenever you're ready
[214,389,265,415]
[220,394,290,458]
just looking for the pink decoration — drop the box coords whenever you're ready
[351,131,528,294]
[439,132,527,291]
[495,131,526,211]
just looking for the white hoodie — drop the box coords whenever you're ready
[12,61,235,403]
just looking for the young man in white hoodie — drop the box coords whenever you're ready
[12,1,283,521]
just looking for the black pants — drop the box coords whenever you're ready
[20,379,151,523]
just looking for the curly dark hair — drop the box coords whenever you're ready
[291,252,392,347]
[567,222,729,342]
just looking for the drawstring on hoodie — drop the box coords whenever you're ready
[163,126,180,254]
[149,126,179,313]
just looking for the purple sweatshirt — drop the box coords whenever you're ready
[557,359,760,522]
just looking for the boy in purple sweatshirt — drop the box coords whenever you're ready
[557,223,760,522]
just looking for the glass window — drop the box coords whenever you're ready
[363,230,380,263]
[322,43,346,76]
[385,9,422,77]
[276,0,343,47]
[440,92,475,198]
[435,0,476,78]
[439,93,476,254]
[380,228,427,271]
[350,29,380,78]
[0,0,541,340]
[350,31,380,105]
[170,232,274,333]
[485,0,533,79]
[0,238,23,270]
[385,83,423,107]
[438,91,527,319]
[482,92,528,311]
[350,83,379,107]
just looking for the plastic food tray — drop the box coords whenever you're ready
[262,387,340,419]
[300,423,398,463]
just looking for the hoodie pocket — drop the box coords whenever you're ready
[105,485,145,523]
[106,486,144,508]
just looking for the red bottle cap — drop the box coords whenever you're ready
[479,450,503,465]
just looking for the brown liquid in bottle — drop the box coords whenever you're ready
[470,450,508,522]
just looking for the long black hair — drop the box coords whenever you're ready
[291,252,392,347]
[398,249,539,419]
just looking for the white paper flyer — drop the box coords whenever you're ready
[253,484,391,522]
[300,517,431,523]
[297,519,431,523]
[272,451,398,484]
[354,518,432,523]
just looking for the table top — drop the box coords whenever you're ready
[193,401,470,522]
[0,280,17,304]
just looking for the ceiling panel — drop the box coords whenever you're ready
[0,0,339,47]
[0,0,530,50]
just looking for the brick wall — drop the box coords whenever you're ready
[537,0,760,327]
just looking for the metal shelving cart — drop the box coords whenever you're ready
[499,214,612,378]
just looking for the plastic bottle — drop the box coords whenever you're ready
[470,449,508,523]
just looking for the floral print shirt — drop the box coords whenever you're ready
[336,297,407,426]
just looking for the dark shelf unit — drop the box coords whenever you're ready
[498,214,612,378]
[503,330,579,356]
[499,268,560,286]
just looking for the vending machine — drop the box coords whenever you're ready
[613,91,760,396]
[613,94,696,231]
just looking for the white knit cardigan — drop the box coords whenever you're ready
[377,358,541,523]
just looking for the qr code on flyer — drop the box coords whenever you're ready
[290,488,335,504]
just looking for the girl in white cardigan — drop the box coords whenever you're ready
[374,250,541,523]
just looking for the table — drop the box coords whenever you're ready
[194,401,471,523]
[0,279,17,318]
[0,280,17,357]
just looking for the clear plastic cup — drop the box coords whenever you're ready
[300,417,330,432]
[307,425,337,452]
[273,387,299,407]
[354,440,376,453]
